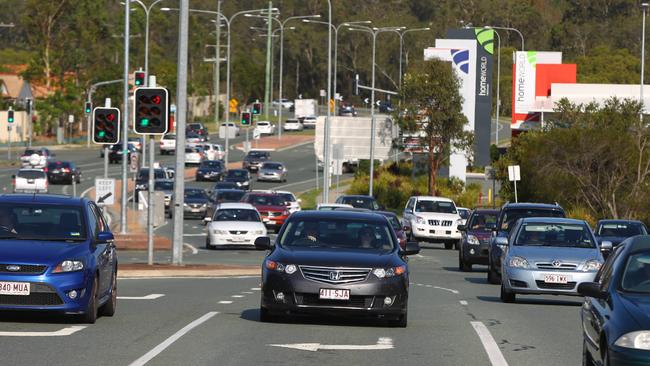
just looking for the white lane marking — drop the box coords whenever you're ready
[251,287,261,291]
[62,185,69,195]
[416,254,424,258]
[460,300,468,306]
[129,311,219,366]
[0,326,87,337]
[471,321,509,366]
[269,337,394,352]
[416,283,423,286]
[117,294,165,300]
[231,295,244,298]
[242,291,253,294]
[183,233,207,237]
[80,186,93,198]
[183,243,199,255]
[434,286,460,294]
[154,220,169,231]
[425,284,432,288]
[218,301,233,304]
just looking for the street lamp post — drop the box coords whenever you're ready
[347,25,405,197]
[246,14,321,139]
[484,25,524,51]
[161,6,277,166]
[642,2,649,119]
[393,28,430,91]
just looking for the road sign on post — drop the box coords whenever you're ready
[253,128,261,140]
[229,99,238,113]
[95,178,116,206]
[508,165,521,203]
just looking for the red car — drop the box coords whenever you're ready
[241,192,290,233]
[377,211,408,250]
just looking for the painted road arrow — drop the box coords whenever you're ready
[269,337,393,352]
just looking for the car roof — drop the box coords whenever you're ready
[519,217,586,225]
[339,195,375,199]
[18,168,46,172]
[228,169,248,172]
[412,196,454,202]
[261,161,283,165]
[317,203,352,208]
[216,202,256,210]
[291,210,388,223]
[471,208,500,214]
[215,188,245,193]
[502,202,563,210]
[0,194,86,206]
[375,211,398,218]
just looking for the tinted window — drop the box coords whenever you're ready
[247,151,268,158]
[341,197,378,210]
[163,134,176,140]
[458,209,470,220]
[200,161,223,169]
[514,223,595,248]
[227,170,248,178]
[138,169,166,180]
[415,200,457,214]
[500,208,565,232]
[17,170,46,179]
[277,193,296,203]
[468,212,498,230]
[47,161,70,169]
[598,223,647,237]
[154,181,174,190]
[185,190,208,199]
[0,204,87,241]
[23,149,42,156]
[279,219,395,252]
[245,195,285,206]
[383,215,401,230]
[261,163,283,170]
[214,209,260,222]
[621,251,650,293]
[185,147,200,153]
[216,191,245,202]
[213,182,238,189]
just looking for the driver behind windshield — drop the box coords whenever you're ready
[0,207,17,234]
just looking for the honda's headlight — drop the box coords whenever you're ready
[372,266,407,279]
[508,256,529,269]
[265,260,296,274]
[53,260,84,273]
[467,235,480,245]
[582,259,602,272]
[416,216,425,225]
[201,203,207,208]
[615,331,650,350]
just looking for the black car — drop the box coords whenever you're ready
[338,104,357,117]
[458,209,499,271]
[134,168,169,202]
[378,101,393,113]
[182,187,210,219]
[212,181,239,190]
[242,151,270,172]
[595,219,648,249]
[224,169,251,190]
[205,189,247,222]
[255,210,420,327]
[188,122,209,141]
[108,143,138,164]
[195,160,225,182]
[487,202,565,284]
[579,236,650,366]
[335,195,382,211]
[46,161,81,185]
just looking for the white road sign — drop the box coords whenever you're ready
[253,128,261,140]
[95,178,116,206]
[508,165,521,182]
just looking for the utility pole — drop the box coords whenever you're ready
[172,0,190,265]
[121,0,131,234]
[263,1,273,118]
[214,1,222,134]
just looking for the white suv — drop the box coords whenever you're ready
[402,196,462,249]
[13,169,48,193]
[159,134,176,155]
[256,121,276,135]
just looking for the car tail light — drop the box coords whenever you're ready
[282,210,290,216]
[62,168,70,173]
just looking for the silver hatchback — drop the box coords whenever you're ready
[500,217,608,303]
[256,162,287,182]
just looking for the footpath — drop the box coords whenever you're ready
[83,135,314,277]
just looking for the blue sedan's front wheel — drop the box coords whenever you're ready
[81,277,98,324]
[100,271,117,317]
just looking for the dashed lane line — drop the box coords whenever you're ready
[183,243,199,255]
[218,301,233,304]
[471,321,509,366]
[460,300,468,306]
[231,295,244,298]
[0,326,87,337]
[117,294,165,300]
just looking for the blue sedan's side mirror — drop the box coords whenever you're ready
[97,231,114,243]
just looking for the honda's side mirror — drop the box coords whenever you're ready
[255,236,272,251]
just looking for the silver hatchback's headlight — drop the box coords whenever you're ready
[508,256,529,269]
[581,259,602,272]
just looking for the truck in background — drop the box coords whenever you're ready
[314,115,398,173]
[294,99,318,120]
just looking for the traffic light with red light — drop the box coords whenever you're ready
[134,71,146,87]
[134,87,169,134]
[241,112,252,126]
[85,102,92,114]
[7,110,14,123]
[252,102,262,115]
[92,107,120,144]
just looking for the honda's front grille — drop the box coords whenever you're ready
[299,266,370,284]
[0,283,63,306]
[535,280,577,290]
[0,264,47,275]
[536,263,578,271]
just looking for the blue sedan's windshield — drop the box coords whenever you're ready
[622,252,650,293]
[280,219,395,252]
[0,204,87,241]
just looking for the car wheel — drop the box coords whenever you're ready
[459,250,472,272]
[444,241,454,250]
[259,307,273,323]
[76,176,81,184]
[487,261,500,284]
[205,237,213,250]
[81,277,98,324]
[582,338,595,366]
[500,283,516,303]
[100,270,117,317]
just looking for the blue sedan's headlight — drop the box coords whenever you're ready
[53,260,84,273]
[615,331,650,350]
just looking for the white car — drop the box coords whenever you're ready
[283,119,304,131]
[301,115,317,128]
[199,143,225,161]
[20,148,53,169]
[205,203,267,249]
[128,137,143,151]
[256,121,276,135]
[272,98,294,109]
[275,190,301,213]
[220,122,241,137]
[184,146,206,166]
[316,203,353,210]
[159,134,176,155]
[402,196,463,249]
[13,169,48,193]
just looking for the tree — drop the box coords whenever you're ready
[394,59,472,195]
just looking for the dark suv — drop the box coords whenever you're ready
[188,122,209,141]
[487,202,566,284]
[458,209,499,271]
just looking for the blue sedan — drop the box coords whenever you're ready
[579,235,650,365]
[0,195,117,323]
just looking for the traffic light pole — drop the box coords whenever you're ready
[121,0,131,234]
[147,135,154,265]
[86,79,123,148]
